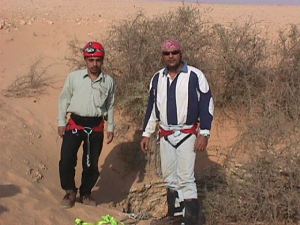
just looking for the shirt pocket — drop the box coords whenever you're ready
[92,85,109,108]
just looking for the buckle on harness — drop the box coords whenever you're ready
[72,128,78,134]
[173,130,181,137]
[83,127,93,135]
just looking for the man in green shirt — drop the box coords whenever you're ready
[58,41,115,208]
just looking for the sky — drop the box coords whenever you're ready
[163,0,300,5]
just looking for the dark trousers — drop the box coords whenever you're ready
[59,127,103,196]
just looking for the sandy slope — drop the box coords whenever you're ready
[0,1,300,225]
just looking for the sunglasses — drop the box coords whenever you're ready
[84,47,104,54]
[162,50,181,56]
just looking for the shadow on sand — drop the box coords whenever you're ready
[194,149,226,224]
[0,184,21,214]
[94,130,147,204]
[93,131,225,225]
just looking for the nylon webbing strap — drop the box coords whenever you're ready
[165,133,192,149]
[83,127,93,168]
[66,118,104,168]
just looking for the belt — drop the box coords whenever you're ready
[65,118,104,133]
[70,113,103,127]
[159,124,198,149]
[159,124,198,138]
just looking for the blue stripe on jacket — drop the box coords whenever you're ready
[143,73,159,130]
[167,76,179,125]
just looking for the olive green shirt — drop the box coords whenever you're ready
[58,69,115,132]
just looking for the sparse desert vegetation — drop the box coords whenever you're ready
[101,6,299,225]
[1,1,299,225]
[3,59,53,98]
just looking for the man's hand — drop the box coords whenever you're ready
[194,135,208,151]
[106,131,114,144]
[140,137,150,153]
[58,126,66,138]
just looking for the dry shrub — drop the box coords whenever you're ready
[65,38,85,70]
[3,59,52,97]
[105,6,212,123]
[272,25,300,121]
[209,20,267,111]
[204,26,300,225]
[203,145,300,225]
[60,6,300,225]
[106,8,271,121]
[231,25,300,154]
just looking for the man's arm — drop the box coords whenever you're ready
[105,78,115,144]
[195,71,214,151]
[58,74,72,137]
[141,74,159,152]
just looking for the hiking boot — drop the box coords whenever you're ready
[61,190,77,208]
[150,216,183,225]
[184,199,200,225]
[79,195,97,206]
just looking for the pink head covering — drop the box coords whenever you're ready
[161,39,182,52]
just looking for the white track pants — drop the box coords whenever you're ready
[160,133,197,200]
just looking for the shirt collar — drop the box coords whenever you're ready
[83,69,105,82]
[163,62,188,76]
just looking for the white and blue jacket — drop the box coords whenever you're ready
[142,63,214,137]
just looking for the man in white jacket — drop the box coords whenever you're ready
[141,39,214,225]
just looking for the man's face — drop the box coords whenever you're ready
[161,49,182,69]
[85,57,103,75]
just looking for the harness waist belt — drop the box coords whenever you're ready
[70,113,103,127]
[66,118,104,132]
[159,124,198,138]
[65,118,104,168]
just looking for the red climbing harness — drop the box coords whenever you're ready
[65,118,104,133]
[65,118,104,168]
[159,124,198,138]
